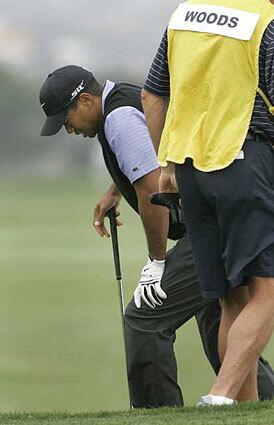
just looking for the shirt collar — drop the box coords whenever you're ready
[102,80,115,113]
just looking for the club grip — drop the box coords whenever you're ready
[107,207,122,281]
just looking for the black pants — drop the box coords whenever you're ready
[125,236,274,407]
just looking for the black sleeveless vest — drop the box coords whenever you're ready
[98,83,142,213]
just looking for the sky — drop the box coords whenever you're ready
[0,0,180,82]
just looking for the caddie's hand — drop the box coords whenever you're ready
[134,258,167,309]
[93,192,122,238]
[159,163,178,193]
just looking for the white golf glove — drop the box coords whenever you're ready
[134,258,167,309]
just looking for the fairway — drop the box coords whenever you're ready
[0,403,273,425]
[1,177,273,413]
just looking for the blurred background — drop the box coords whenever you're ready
[0,0,180,177]
[0,0,273,413]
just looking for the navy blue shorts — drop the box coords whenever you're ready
[175,140,274,300]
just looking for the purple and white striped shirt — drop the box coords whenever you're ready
[102,80,159,184]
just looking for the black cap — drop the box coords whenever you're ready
[39,65,94,136]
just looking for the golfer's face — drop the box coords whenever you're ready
[64,98,99,138]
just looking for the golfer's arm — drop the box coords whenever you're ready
[106,183,121,198]
[133,168,169,261]
[141,89,168,153]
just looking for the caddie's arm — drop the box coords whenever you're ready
[141,90,168,154]
[141,29,170,153]
[93,183,122,238]
[133,168,169,261]
[141,91,177,193]
[142,30,177,194]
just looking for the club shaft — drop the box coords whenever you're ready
[117,277,130,404]
[107,208,131,408]
[117,278,125,315]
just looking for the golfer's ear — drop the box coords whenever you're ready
[79,92,93,106]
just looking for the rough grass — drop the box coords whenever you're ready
[0,402,273,425]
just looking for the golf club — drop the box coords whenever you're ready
[107,207,131,408]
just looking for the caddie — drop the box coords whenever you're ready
[142,0,274,406]
[39,64,274,407]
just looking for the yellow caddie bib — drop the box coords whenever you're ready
[159,0,274,171]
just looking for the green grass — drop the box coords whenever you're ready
[0,176,273,413]
[0,403,273,425]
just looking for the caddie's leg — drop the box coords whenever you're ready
[195,292,274,400]
[195,297,274,400]
[210,277,274,401]
[218,287,249,364]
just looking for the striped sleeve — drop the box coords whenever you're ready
[104,106,159,184]
[143,29,170,98]
[261,20,274,105]
[250,19,274,140]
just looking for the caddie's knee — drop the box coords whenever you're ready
[249,276,274,303]
[220,286,249,315]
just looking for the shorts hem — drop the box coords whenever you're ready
[201,288,229,300]
[228,240,274,287]
[230,271,274,288]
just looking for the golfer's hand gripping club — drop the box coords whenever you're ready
[134,258,167,309]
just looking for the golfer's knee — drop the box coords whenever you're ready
[124,301,134,319]
[124,302,154,333]
[124,300,143,323]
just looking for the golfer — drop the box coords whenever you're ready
[142,0,274,406]
[39,65,274,407]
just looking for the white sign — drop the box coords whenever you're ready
[169,3,260,41]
